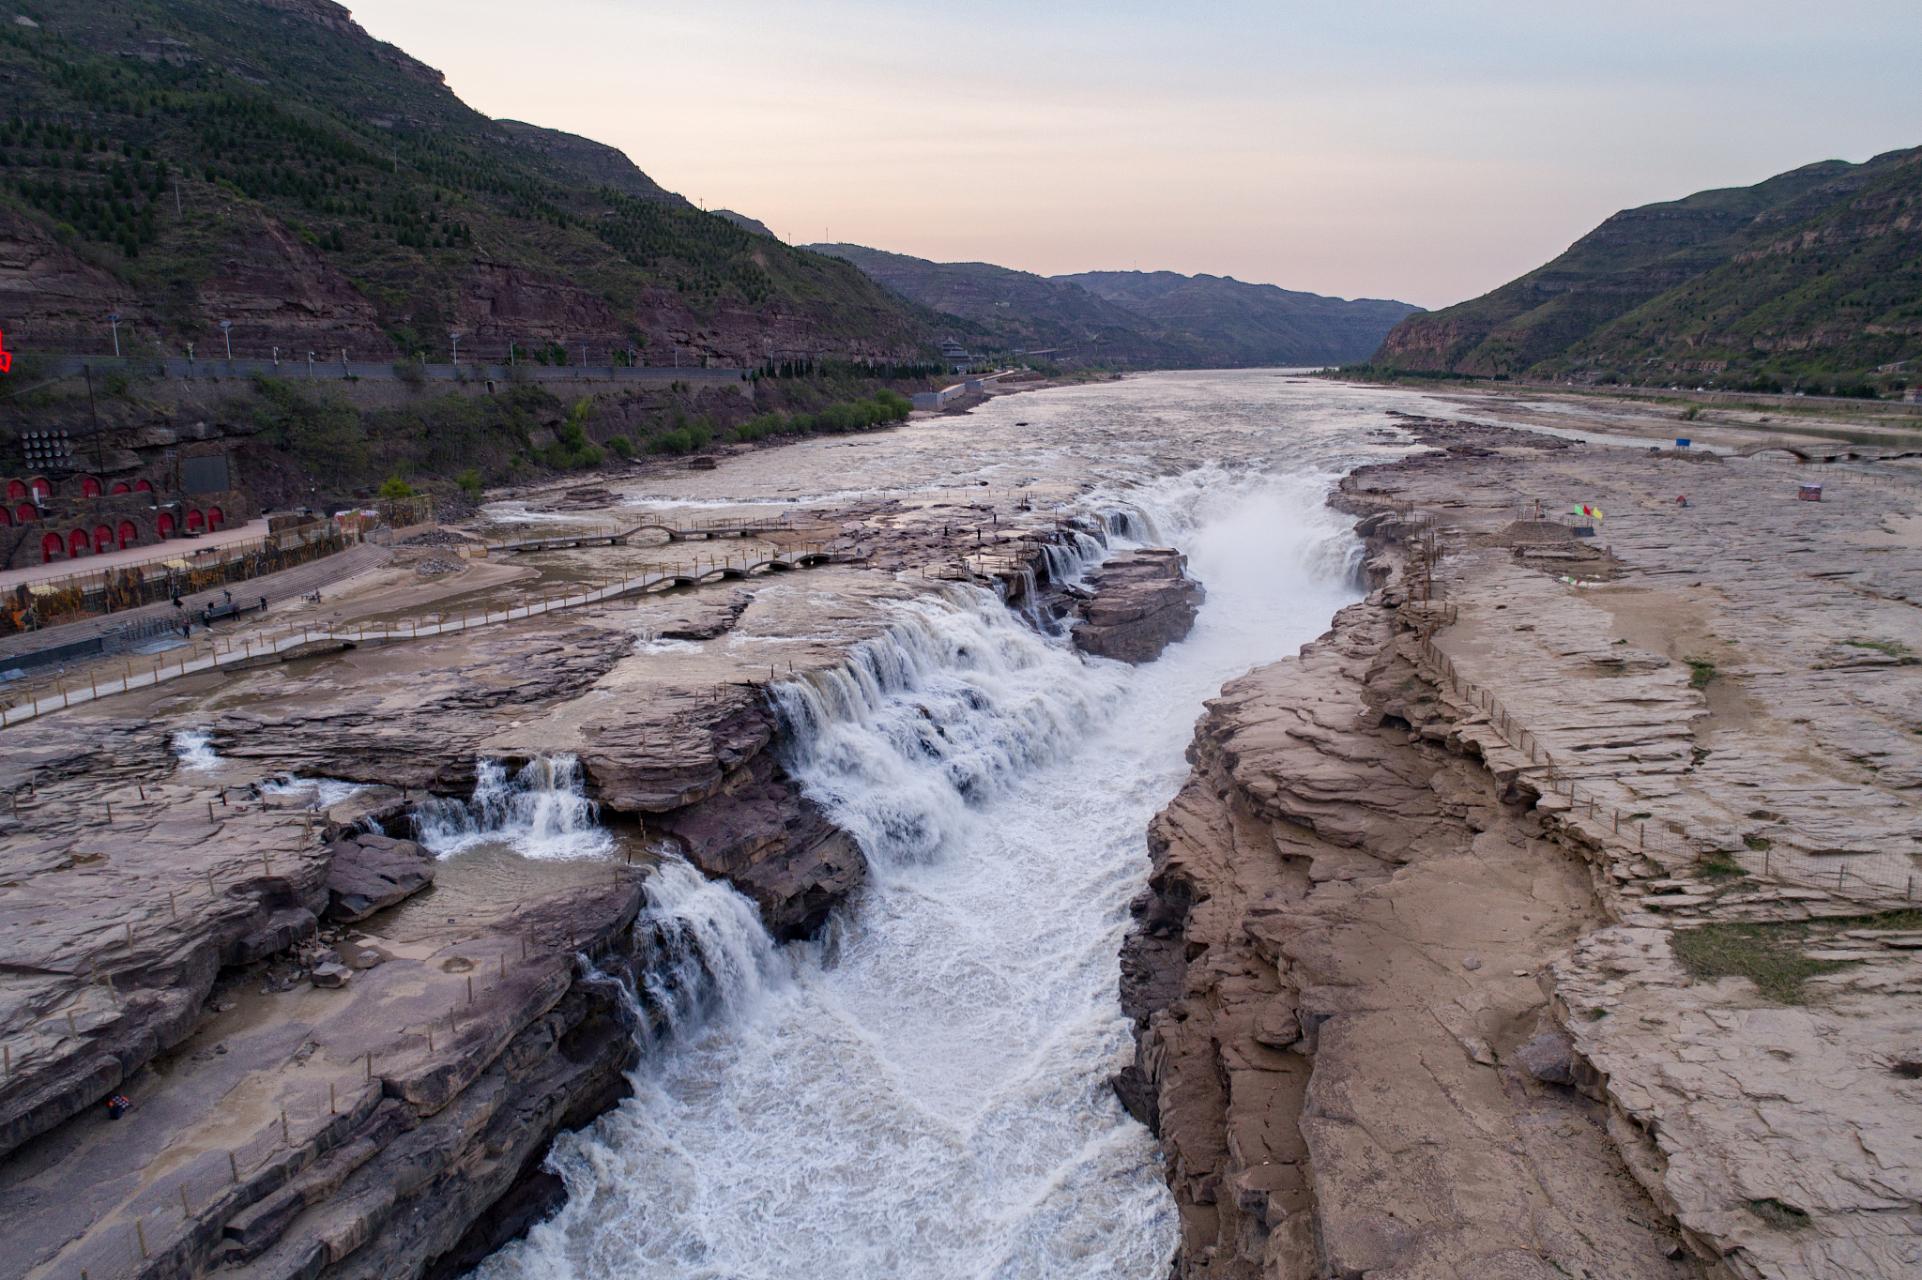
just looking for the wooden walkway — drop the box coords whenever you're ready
[0,544,863,730]
[481,515,794,554]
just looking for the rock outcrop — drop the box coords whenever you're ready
[1126,415,1922,1280]
[1121,571,1699,1279]
[1072,548,1204,663]
[323,833,435,923]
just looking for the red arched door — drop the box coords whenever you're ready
[186,509,204,533]
[29,478,50,500]
[6,480,24,501]
[0,506,10,527]
[68,529,89,557]
[157,512,175,537]
[111,481,131,495]
[117,520,137,549]
[14,503,35,525]
[80,476,101,497]
[92,525,112,552]
[134,479,153,493]
[41,532,62,562]
[207,506,224,530]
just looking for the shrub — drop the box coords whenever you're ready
[539,399,606,468]
[378,475,415,498]
[456,468,483,493]
[393,359,427,389]
[606,434,634,458]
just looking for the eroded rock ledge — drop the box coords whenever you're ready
[1072,548,1204,664]
[1120,517,1705,1280]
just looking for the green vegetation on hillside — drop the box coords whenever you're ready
[1363,147,1922,391]
[0,0,938,359]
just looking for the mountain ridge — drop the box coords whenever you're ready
[0,0,945,367]
[1369,147,1922,389]
[809,244,1419,366]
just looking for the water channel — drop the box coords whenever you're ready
[461,371,1434,1279]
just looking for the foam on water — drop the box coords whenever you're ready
[171,729,219,771]
[413,755,614,861]
[478,463,1363,1280]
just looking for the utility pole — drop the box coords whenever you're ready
[450,332,459,366]
[108,313,120,358]
[174,179,181,216]
[220,320,232,363]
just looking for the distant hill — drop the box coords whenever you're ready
[806,243,1195,365]
[809,244,1418,366]
[0,0,939,366]
[1370,147,1922,389]
[1060,271,1420,366]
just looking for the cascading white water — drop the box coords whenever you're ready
[478,465,1365,1280]
[413,755,613,861]
[627,856,787,1043]
[260,775,365,810]
[171,728,219,771]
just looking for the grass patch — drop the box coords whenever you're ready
[1743,835,1773,852]
[1670,923,1858,1003]
[1745,1199,1810,1230]
[1585,1007,1609,1021]
[1696,852,1749,880]
[1684,657,1717,689]
[1842,638,1916,663]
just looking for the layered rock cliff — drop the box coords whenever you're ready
[1120,516,1705,1279]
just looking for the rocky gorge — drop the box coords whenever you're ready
[2,373,1917,1280]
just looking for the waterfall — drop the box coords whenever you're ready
[171,729,219,771]
[477,462,1370,1280]
[626,856,786,1045]
[412,755,613,861]
[767,586,1130,870]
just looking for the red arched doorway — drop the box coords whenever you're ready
[0,507,10,527]
[40,532,62,562]
[68,529,89,557]
[92,525,112,553]
[14,503,35,524]
[80,476,101,498]
[29,477,50,500]
[134,479,153,493]
[157,512,175,538]
[207,506,224,530]
[111,481,131,495]
[6,479,24,501]
[186,509,204,533]
[117,520,137,549]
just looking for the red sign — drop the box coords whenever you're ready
[0,328,10,373]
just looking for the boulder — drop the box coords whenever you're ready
[325,832,436,923]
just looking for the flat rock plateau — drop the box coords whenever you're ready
[1125,414,1922,1280]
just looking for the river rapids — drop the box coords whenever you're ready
[469,371,1435,1279]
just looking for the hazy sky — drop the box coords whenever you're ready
[347,0,1920,309]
